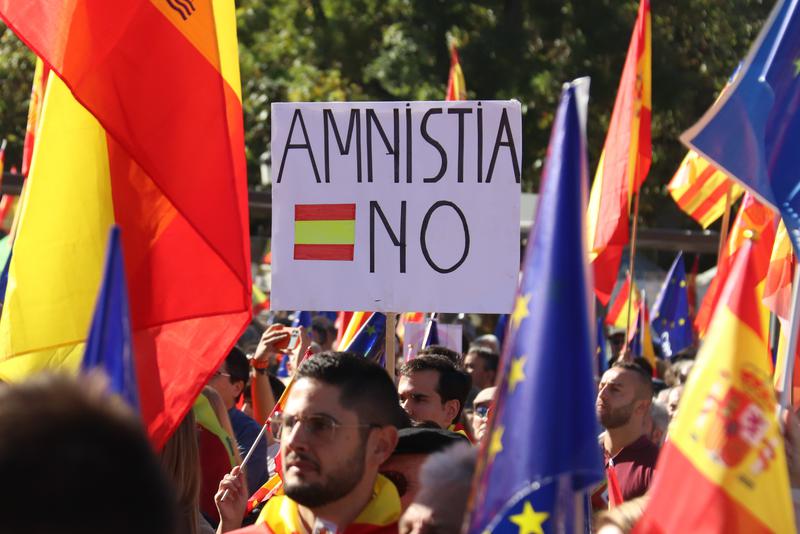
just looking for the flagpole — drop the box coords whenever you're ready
[623,191,642,362]
[716,187,734,266]
[386,312,397,380]
[779,268,800,410]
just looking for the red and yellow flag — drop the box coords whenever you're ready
[695,194,775,340]
[587,0,651,305]
[0,0,251,449]
[668,150,743,229]
[21,58,50,177]
[605,275,640,329]
[635,239,794,533]
[337,311,372,350]
[446,43,467,101]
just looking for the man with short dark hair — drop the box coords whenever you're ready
[217,352,404,533]
[463,346,498,391]
[0,374,176,534]
[596,362,659,503]
[417,345,461,365]
[380,425,470,511]
[398,355,471,430]
[208,346,268,494]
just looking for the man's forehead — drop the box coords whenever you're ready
[400,369,440,389]
[285,377,344,413]
[600,368,637,385]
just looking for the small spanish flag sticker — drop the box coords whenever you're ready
[294,203,356,261]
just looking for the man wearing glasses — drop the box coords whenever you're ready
[216,352,408,534]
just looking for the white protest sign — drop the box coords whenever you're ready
[271,101,521,313]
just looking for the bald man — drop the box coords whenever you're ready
[596,363,659,502]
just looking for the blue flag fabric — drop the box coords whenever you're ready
[344,312,386,364]
[276,354,290,378]
[292,311,312,328]
[0,249,11,305]
[650,252,693,358]
[494,314,509,352]
[466,79,603,534]
[81,226,139,411]
[596,317,609,376]
[683,0,800,253]
[422,316,440,348]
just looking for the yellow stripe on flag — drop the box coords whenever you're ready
[0,74,114,378]
[294,220,355,245]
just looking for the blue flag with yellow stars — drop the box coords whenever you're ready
[682,0,800,254]
[650,252,693,358]
[343,312,386,364]
[466,79,604,534]
[81,226,139,411]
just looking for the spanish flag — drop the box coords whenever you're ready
[446,42,467,101]
[694,194,775,340]
[635,238,794,533]
[21,58,49,177]
[0,0,251,449]
[293,203,355,261]
[587,0,651,305]
[668,150,743,229]
[605,274,640,330]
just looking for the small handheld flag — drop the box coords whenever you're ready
[651,252,693,358]
[344,312,387,364]
[421,314,440,348]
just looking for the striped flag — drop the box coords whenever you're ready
[446,42,467,101]
[587,0,652,305]
[668,151,743,229]
[0,0,251,449]
[21,58,50,177]
[694,194,775,340]
[605,275,640,329]
[293,203,355,261]
[635,239,794,533]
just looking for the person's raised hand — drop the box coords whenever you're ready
[253,324,290,367]
[214,466,249,533]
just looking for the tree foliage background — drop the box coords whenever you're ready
[0,0,771,239]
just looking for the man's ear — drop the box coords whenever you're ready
[370,426,399,465]
[443,399,460,426]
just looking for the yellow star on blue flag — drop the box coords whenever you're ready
[343,312,386,365]
[465,79,603,534]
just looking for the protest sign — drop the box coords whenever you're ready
[271,101,521,313]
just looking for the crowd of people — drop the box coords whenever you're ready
[2,313,800,534]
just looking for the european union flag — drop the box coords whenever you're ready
[651,252,693,358]
[81,226,139,411]
[422,315,439,348]
[344,312,386,364]
[292,311,312,328]
[683,0,800,253]
[466,79,603,534]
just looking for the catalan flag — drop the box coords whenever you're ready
[587,0,651,305]
[635,239,795,533]
[467,79,603,534]
[694,194,775,340]
[293,203,355,261]
[0,0,251,449]
[446,42,467,101]
[668,150,743,229]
